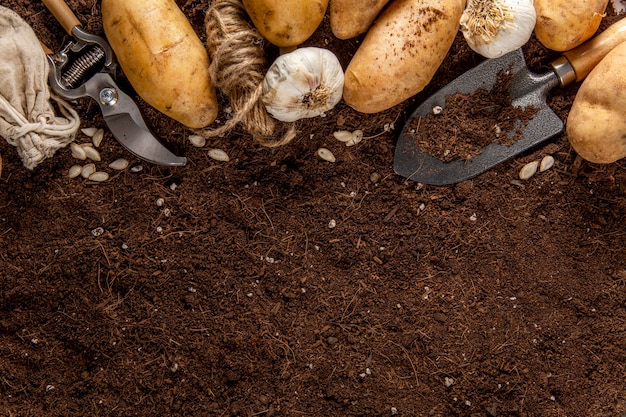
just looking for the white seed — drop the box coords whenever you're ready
[92,129,105,147]
[89,171,109,182]
[81,127,98,137]
[156,198,165,207]
[108,158,129,171]
[346,130,363,147]
[208,148,230,162]
[333,130,353,142]
[83,146,101,162]
[519,161,539,180]
[81,163,96,178]
[70,142,87,160]
[188,134,206,148]
[68,165,82,178]
[316,148,336,162]
[540,155,555,172]
[130,164,143,173]
[432,105,443,115]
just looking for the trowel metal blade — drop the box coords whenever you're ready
[393,49,564,185]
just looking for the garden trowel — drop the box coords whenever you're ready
[394,18,626,185]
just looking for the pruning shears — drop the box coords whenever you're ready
[42,0,186,166]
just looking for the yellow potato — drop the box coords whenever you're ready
[330,0,392,40]
[242,0,328,47]
[534,0,609,52]
[566,41,626,164]
[343,0,466,114]
[102,0,218,129]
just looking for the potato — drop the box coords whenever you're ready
[343,0,465,114]
[566,42,626,164]
[242,0,328,47]
[534,0,609,52]
[102,0,218,129]
[330,0,392,40]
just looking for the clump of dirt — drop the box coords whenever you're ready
[411,71,539,161]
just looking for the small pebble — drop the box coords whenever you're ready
[68,165,82,179]
[108,158,129,171]
[188,134,206,147]
[316,148,336,162]
[70,143,87,160]
[81,163,96,178]
[540,155,555,172]
[208,148,230,162]
[519,161,539,180]
[130,164,143,173]
[370,172,381,183]
[89,171,109,182]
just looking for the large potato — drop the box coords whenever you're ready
[534,0,609,52]
[343,0,466,114]
[566,41,626,164]
[102,0,218,129]
[242,0,328,47]
[330,0,392,40]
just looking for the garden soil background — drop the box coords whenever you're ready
[1,1,626,416]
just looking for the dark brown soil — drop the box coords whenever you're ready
[1,2,625,417]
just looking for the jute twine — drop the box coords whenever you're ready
[202,0,296,147]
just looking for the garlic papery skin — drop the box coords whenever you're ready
[262,47,344,123]
[460,0,536,59]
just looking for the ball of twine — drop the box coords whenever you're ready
[202,0,295,147]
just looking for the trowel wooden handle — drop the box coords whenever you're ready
[42,0,82,35]
[564,18,626,82]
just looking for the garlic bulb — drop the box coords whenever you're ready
[262,47,344,122]
[460,0,536,59]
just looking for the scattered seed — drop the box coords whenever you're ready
[156,198,165,207]
[188,134,206,148]
[540,155,555,172]
[81,127,98,137]
[316,148,336,162]
[346,130,363,147]
[92,129,104,147]
[81,163,96,178]
[108,158,129,170]
[130,164,143,173]
[68,165,82,178]
[83,146,101,162]
[208,148,230,162]
[519,161,539,180]
[333,130,353,142]
[432,105,443,115]
[89,171,109,182]
[70,143,87,160]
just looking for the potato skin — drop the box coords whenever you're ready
[330,0,392,40]
[534,0,609,52]
[343,0,466,114]
[102,0,218,129]
[566,42,626,164]
[242,0,328,47]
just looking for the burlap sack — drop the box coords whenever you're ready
[0,6,80,170]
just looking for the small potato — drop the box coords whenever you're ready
[242,0,328,47]
[343,0,465,114]
[102,0,218,128]
[534,0,609,51]
[330,0,392,40]
[567,41,626,164]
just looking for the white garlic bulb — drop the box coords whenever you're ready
[460,0,536,59]
[262,47,345,122]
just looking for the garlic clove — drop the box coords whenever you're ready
[460,0,536,59]
[263,47,345,122]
